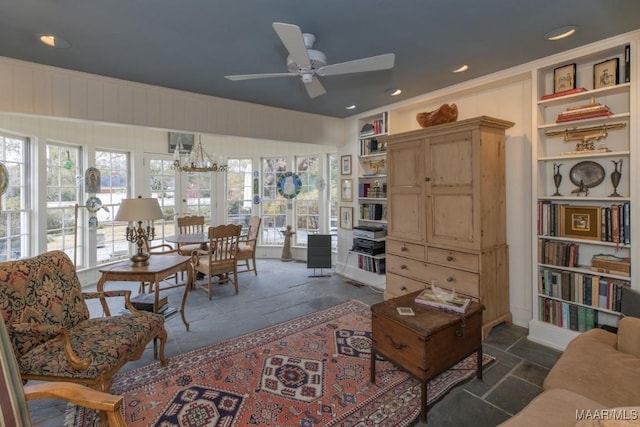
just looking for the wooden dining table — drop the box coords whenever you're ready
[165,233,209,248]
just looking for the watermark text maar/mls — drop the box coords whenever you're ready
[577,408,639,421]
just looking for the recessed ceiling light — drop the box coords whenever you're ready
[38,34,71,49]
[385,88,402,96]
[345,105,356,110]
[453,65,469,73]
[545,26,577,41]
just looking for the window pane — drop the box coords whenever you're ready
[46,144,81,261]
[95,150,130,264]
[0,133,28,261]
[295,155,319,246]
[261,157,287,245]
[226,158,252,229]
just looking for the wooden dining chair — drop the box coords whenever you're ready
[191,224,242,300]
[176,215,206,256]
[237,216,262,275]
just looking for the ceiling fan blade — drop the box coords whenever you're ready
[317,53,395,76]
[272,22,311,68]
[225,72,297,81]
[304,78,326,98]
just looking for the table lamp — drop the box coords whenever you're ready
[115,196,164,266]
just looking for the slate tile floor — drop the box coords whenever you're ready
[29,259,561,426]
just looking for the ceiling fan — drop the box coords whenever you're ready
[224,22,395,98]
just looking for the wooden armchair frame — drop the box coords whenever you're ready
[0,251,167,394]
[1,315,127,427]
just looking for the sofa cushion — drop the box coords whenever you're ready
[544,328,640,408]
[617,317,640,357]
[499,388,606,427]
[17,312,164,380]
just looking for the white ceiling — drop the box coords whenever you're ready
[1,1,639,118]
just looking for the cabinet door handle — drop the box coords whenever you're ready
[446,276,454,282]
[446,255,454,261]
[384,334,407,350]
[401,246,408,252]
[400,286,407,291]
[425,177,431,182]
[400,264,407,270]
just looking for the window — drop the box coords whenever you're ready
[95,150,129,264]
[148,159,177,238]
[0,133,28,261]
[184,173,213,221]
[226,158,252,229]
[46,144,81,260]
[328,153,338,251]
[294,155,320,245]
[261,157,287,245]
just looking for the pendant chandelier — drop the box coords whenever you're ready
[172,135,228,173]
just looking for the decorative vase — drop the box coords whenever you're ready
[553,163,562,196]
[610,159,623,197]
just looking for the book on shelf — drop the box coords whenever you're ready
[541,87,587,100]
[625,45,631,83]
[414,285,471,314]
[555,102,612,123]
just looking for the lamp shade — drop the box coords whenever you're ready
[115,197,163,222]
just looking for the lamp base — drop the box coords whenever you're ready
[129,253,150,266]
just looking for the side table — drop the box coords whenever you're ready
[370,290,484,423]
[97,254,194,330]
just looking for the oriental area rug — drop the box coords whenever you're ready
[68,300,494,427]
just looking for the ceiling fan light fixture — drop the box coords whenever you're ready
[38,34,70,49]
[385,88,402,96]
[345,105,356,110]
[452,64,469,73]
[545,25,577,41]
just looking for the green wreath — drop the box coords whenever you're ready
[277,172,302,199]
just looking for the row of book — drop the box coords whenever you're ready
[539,297,598,332]
[359,182,387,198]
[357,254,385,274]
[538,267,630,311]
[359,203,386,221]
[359,118,385,137]
[537,201,631,244]
[538,239,579,268]
[556,102,612,123]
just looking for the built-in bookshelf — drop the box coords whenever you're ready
[529,40,636,350]
[352,112,388,275]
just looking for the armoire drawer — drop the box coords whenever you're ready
[427,263,479,298]
[386,272,426,296]
[386,254,427,281]
[386,239,425,260]
[427,247,479,272]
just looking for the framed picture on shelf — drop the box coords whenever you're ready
[339,206,353,230]
[593,58,619,89]
[559,205,601,240]
[341,179,353,202]
[341,155,352,175]
[553,63,576,93]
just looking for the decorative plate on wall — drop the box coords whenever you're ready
[569,161,605,188]
[86,196,103,213]
[277,172,302,199]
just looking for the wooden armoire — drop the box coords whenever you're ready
[381,116,514,338]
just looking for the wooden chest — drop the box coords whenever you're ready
[370,291,484,422]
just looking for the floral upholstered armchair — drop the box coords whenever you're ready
[0,250,167,392]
